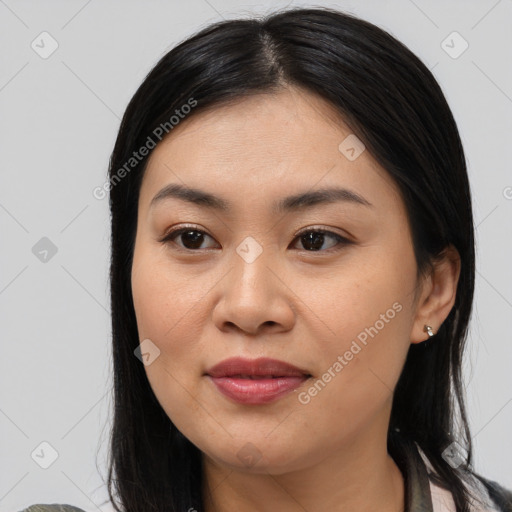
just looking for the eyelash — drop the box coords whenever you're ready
[159,224,352,254]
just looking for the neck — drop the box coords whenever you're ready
[201,421,405,512]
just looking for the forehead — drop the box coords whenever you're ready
[139,87,403,215]
[150,87,355,156]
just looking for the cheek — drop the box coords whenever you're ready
[131,243,206,389]
[131,238,205,339]
[131,254,209,433]
[315,243,415,345]
[299,243,416,413]
[295,308,412,445]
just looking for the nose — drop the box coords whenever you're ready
[211,246,296,336]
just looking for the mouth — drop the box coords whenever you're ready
[205,356,312,379]
[220,374,312,379]
[205,357,312,404]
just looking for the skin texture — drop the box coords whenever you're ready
[131,86,461,512]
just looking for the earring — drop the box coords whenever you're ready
[423,324,435,338]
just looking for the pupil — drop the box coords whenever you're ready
[302,232,324,251]
[178,231,327,251]
[182,230,204,249]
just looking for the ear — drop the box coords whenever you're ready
[410,245,461,344]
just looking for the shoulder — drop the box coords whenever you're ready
[414,442,512,512]
[475,476,512,512]
[19,505,87,512]
[429,470,512,512]
[428,475,512,512]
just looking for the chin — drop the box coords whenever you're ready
[200,436,316,475]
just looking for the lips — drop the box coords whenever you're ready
[205,357,312,405]
[205,357,311,379]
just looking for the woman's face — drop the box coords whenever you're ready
[131,87,427,474]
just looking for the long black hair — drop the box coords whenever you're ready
[104,7,484,511]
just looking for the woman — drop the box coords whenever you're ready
[22,6,512,512]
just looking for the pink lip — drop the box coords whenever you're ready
[205,357,311,405]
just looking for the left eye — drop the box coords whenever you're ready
[292,229,350,252]
[160,227,350,253]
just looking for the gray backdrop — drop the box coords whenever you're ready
[1,0,511,510]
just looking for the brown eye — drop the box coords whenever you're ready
[161,227,218,250]
[160,226,351,253]
[292,229,350,252]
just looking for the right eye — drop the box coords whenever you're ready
[159,226,219,251]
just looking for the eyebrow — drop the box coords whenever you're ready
[149,183,373,214]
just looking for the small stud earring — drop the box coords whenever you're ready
[423,324,435,338]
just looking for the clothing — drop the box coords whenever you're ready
[19,439,512,512]
[19,506,86,512]
[392,435,512,512]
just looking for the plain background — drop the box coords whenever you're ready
[1,0,511,510]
